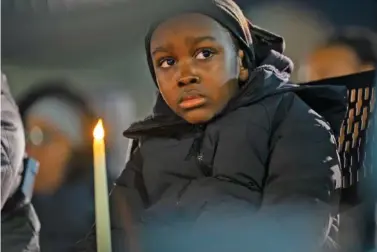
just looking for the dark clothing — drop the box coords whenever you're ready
[76,63,345,252]
[1,74,40,252]
[1,204,40,252]
[33,179,94,252]
[301,70,377,252]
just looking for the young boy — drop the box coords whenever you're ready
[77,1,344,251]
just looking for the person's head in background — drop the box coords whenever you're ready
[304,27,377,82]
[18,82,94,195]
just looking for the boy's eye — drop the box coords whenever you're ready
[159,58,176,68]
[196,49,215,60]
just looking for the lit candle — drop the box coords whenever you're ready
[93,119,112,252]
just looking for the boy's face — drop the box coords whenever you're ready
[150,13,248,124]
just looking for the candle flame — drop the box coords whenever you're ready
[93,119,105,140]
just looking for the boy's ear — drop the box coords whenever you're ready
[238,50,249,82]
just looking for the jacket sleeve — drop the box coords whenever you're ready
[74,140,147,252]
[257,93,341,251]
[1,73,25,209]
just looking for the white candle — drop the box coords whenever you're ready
[93,119,112,252]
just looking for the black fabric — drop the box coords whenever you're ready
[129,67,343,252]
[1,203,40,252]
[303,70,377,252]
[300,70,376,188]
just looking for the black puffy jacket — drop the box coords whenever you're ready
[76,62,346,252]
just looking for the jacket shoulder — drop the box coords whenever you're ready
[257,91,297,130]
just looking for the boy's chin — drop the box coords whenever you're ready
[180,108,215,124]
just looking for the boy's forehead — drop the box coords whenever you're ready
[150,13,229,46]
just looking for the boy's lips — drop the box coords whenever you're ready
[179,91,207,110]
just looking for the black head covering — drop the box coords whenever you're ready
[144,0,293,85]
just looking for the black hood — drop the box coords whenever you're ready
[124,51,346,139]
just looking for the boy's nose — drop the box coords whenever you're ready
[178,75,200,86]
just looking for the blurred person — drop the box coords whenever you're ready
[304,27,377,82]
[76,0,346,251]
[17,81,96,252]
[1,73,40,252]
